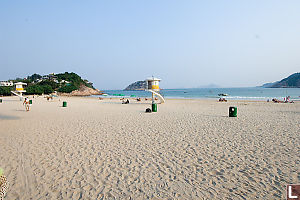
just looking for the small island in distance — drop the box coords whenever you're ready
[124,72,300,91]
[124,81,147,91]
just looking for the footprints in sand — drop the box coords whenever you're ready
[0,100,299,199]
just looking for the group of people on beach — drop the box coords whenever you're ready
[218,97,227,102]
[271,96,294,103]
[120,97,158,104]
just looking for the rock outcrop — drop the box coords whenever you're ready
[60,85,103,96]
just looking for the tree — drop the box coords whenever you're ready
[27,73,42,81]
[42,85,53,94]
[58,83,77,93]
[38,80,59,90]
[56,72,93,88]
[0,86,13,96]
[26,85,44,95]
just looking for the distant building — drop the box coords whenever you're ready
[42,73,57,80]
[49,73,56,77]
[60,80,70,84]
[42,75,49,80]
[0,81,13,86]
[34,79,43,83]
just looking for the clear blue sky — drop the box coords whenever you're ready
[0,1,299,89]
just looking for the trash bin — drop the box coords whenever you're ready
[229,107,237,117]
[0,99,2,103]
[63,101,67,107]
[29,100,32,104]
[152,103,157,112]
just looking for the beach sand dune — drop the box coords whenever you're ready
[0,97,299,199]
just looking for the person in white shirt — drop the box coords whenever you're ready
[23,97,30,111]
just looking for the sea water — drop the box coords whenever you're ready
[98,88,300,101]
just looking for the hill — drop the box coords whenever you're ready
[261,73,300,88]
[260,81,279,88]
[124,81,147,91]
[0,72,102,96]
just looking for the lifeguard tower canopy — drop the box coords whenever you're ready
[14,82,27,93]
[145,77,165,103]
[145,77,161,92]
[10,82,27,99]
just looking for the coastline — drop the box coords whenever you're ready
[93,96,269,103]
[100,87,300,101]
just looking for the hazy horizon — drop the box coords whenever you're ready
[1,1,299,90]
[1,71,298,90]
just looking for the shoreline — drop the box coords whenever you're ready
[91,95,300,103]
[2,94,299,103]
[100,87,300,102]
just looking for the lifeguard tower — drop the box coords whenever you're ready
[11,82,27,100]
[145,77,165,104]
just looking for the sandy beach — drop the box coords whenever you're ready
[0,96,299,199]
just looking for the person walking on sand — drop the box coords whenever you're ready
[23,97,30,111]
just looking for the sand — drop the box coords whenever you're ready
[0,96,299,199]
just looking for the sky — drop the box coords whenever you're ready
[0,1,299,89]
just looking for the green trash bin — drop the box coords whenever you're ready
[0,99,2,103]
[63,101,67,107]
[29,100,32,104]
[152,103,157,112]
[229,106,237,117]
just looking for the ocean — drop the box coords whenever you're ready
[98,88,300,101]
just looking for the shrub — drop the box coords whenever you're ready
[58,83,78,93]
[0,86,13,96]
[26,85,44,95]
[42,85,54,94]
[38,80,59,90]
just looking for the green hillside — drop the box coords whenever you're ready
[265,73,300,88]
[0,72,94,95]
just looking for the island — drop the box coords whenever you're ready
[124,80,147,91]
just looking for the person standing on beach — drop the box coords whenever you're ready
[23,97,30,111]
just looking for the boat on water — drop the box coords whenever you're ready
[218,93,229,96]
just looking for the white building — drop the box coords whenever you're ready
[34,79,43,83]
[60,80,70,84]
[0,81,13,86]
[42,75,50,80]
